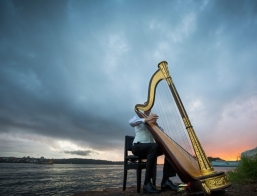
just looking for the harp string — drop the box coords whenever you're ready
[151,80,198,167]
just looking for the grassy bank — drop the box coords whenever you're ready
[227,154,257,184]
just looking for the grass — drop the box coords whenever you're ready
[227,154,257,184]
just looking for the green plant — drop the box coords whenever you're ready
[227,154,257,184]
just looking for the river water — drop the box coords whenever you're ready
[0,163,235,196]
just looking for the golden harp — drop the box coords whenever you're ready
[134,61,231,195]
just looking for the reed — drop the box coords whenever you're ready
[227,154,257,184]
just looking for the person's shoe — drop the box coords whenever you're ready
[161,179,178,191]
[143,182,161,194]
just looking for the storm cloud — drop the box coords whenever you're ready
[0,0,257,161]
[64,150,98,156]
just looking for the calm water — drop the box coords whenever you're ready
[0,163,235,196]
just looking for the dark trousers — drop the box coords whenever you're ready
[132,142,176,184]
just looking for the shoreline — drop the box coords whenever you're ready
[73,182,257,196]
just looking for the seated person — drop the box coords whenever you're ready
[129,108,178,193]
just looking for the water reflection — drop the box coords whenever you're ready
[0,163,235,196]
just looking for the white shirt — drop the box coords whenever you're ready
[129,115,155,144]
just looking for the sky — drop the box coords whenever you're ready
[0,0,257,163]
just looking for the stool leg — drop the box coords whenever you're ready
[137,168,142,193]
[123,169,127,191]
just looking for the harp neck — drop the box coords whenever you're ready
[135,61,171,113]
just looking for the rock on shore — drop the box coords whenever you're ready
[241,147,257,158]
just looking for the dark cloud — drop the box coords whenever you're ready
[64,150,97,156]
[0,0,257,160]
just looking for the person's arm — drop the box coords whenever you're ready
[129,114,159,127]
[129,116,144,127]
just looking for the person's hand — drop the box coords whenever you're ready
[151,117,158,125]
[145,113,158,123]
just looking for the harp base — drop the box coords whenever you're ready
[186,172,231,195]
[200,171,231,194]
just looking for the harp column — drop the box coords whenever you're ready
[158,61,215,175]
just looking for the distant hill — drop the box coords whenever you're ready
[1,156,225,165]
[53,158,123,165]
[0,157,123,165]
[207,157,225,162]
